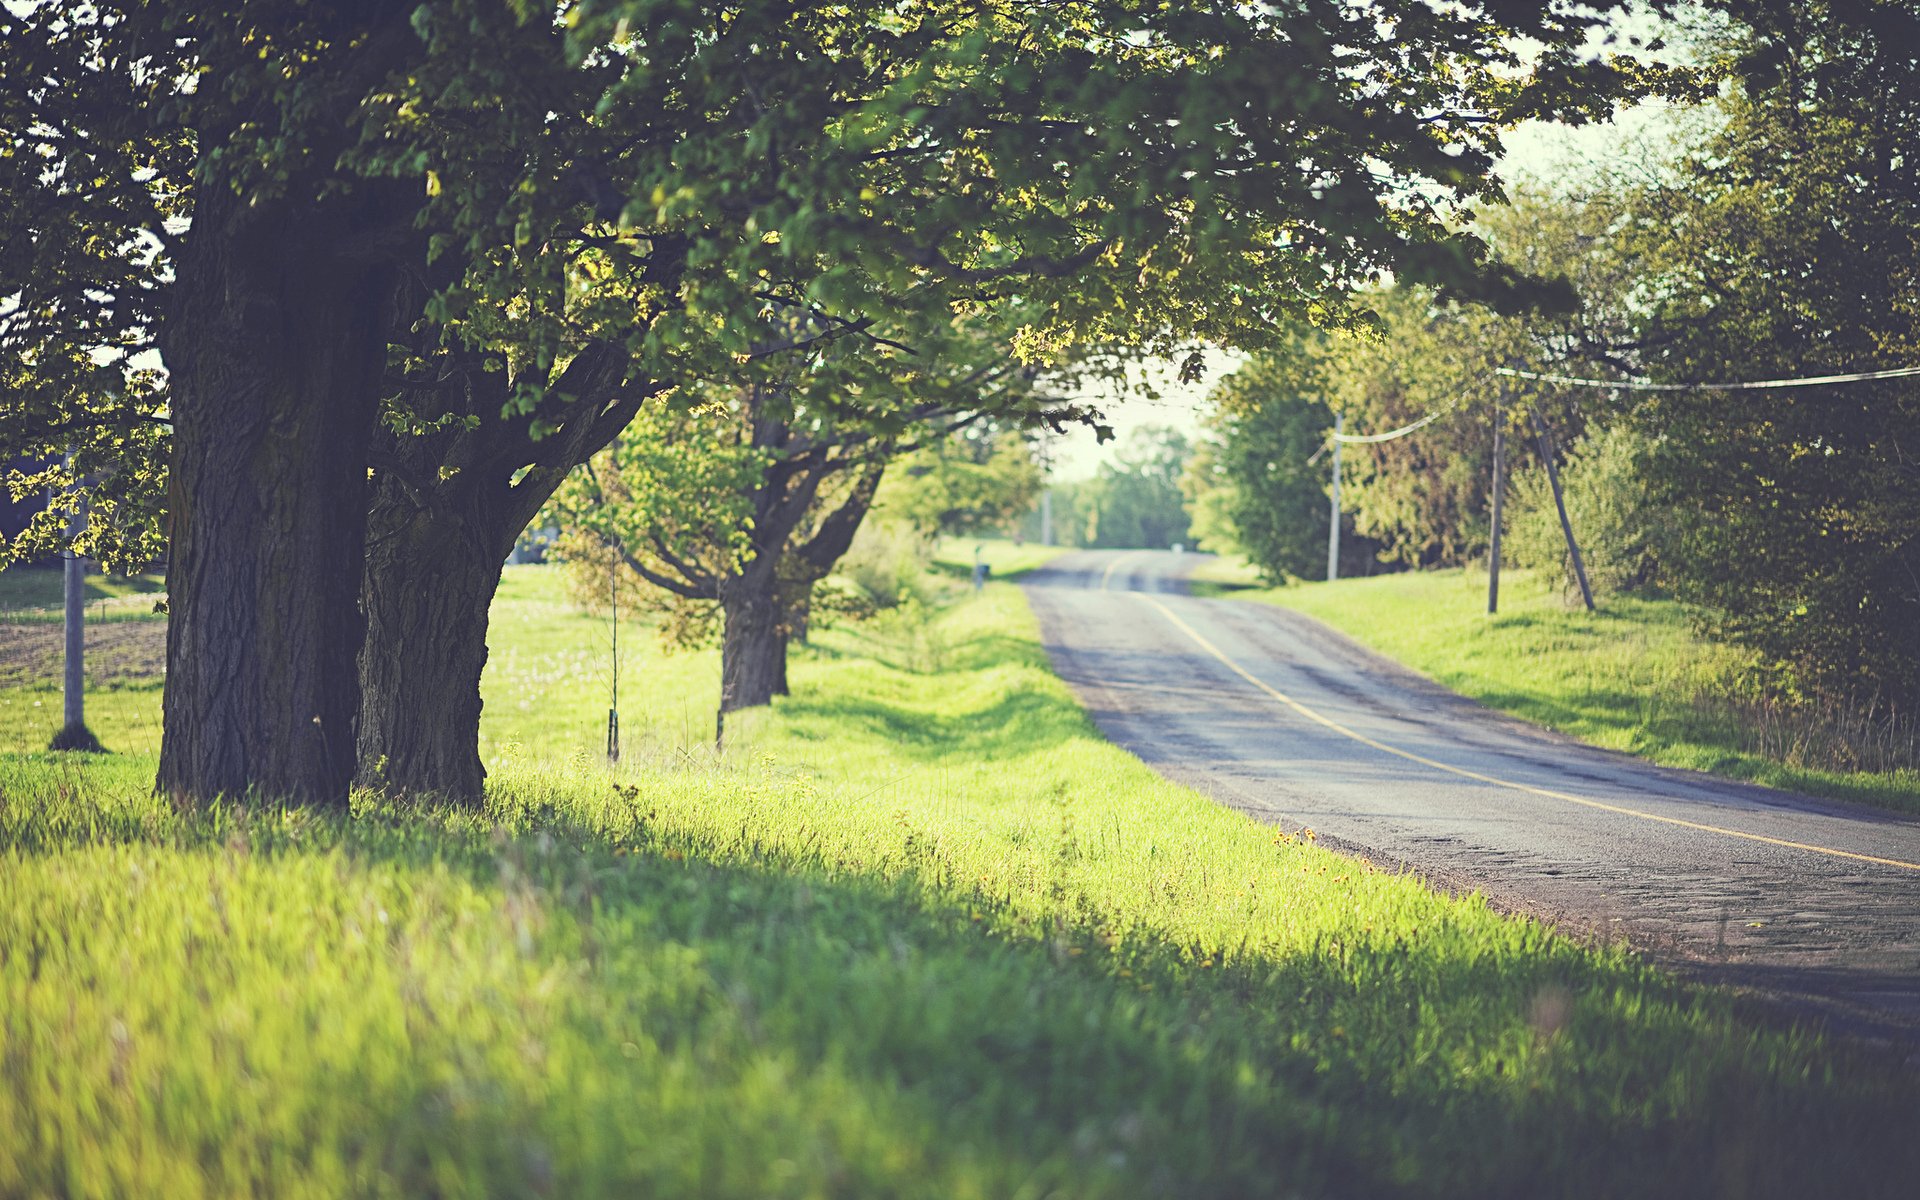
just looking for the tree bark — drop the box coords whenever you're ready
[353,344,640,803]
[355,478,516,802]
[772,632,791,698]
[787,592,812,646]
[156,185,407,807]
[718,557,785,739]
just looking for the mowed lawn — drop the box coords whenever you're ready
[1197,561,1920,814]
[2,567,1917,1197]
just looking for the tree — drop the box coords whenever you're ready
[1261,189,1646,573]
[1069,426,1193,549]
[879,434,1043,541]
[3,0,1671,803]
[3,3,432,804]
[1188,342,1348,582]
[1625,0,1920,703]
[548,317,1073,741]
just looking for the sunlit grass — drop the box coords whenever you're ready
[932,535,1067,580]
[0,566,167,621]
[1,569,1916,1196]
[1221,565,1920,813]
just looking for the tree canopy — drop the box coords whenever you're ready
[2,0,1675,802]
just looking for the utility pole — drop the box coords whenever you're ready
[51,450,102,752]
[1528,406,1596,612]
[1326,411,1342,582]
[1039,430,1055,546]
[1487,392,1506,615]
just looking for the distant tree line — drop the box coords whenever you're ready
[1030,426,1194,551]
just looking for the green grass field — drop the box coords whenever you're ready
[1202,563,1920,814]
[0,566,167,622]
[2,566,1917,1197]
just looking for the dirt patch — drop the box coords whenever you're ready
[0,621,168,687]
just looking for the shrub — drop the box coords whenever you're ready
[1506,422,1659,602]
[834,519,931,610]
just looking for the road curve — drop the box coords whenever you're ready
[1022,549,1920,1047]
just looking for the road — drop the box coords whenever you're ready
[1022,550,1920,1047]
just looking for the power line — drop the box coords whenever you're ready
[1302,359,1920,467]
[1331,400,1463,443]
[1496,364,1920,392]
[1306,385,1480,464]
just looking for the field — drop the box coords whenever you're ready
[1196,562,1920,814]
[2,566,1917,1197]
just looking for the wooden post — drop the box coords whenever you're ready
[1326,411,1342,582]
[1487,398,1505,615]
[51,450,103,752]
[1044,428,1059,545]
[63,503,85,732]
[606,552,620,763]
[1528,406,1596,611]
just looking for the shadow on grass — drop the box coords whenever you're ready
[799,629,1050,677]
[0,567,166,610]
[4,768,1916,1198]
[781,681,1084,765]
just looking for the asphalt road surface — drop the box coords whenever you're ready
[1022,550,1920,1049]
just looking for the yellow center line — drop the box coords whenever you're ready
[1100,551,1145,592]
[1138,594,1920,874]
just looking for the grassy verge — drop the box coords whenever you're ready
[933,535,1067,581]
[2,569,1916,1197]
[1214,565,1920,813]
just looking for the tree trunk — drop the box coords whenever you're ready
[352,344,638,802]
[787,592,812,645]
[355,477,515,802]
[717,559,785,741]
[770,585,811,698]
[156,188,405,807]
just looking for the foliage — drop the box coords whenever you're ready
[0,0,1683,563]
[544,315,1067,638]
[835,519,934,611]
[4,575,1919,1196]
[1180,184,1681,582]
[1175,437,1239,557]
[1506,422,1661,601]
[1186,341,1343,582]
[1623,0,1920,706]
[1318,290,1504,567]
[1051,426,1192,550]
[876,434,1042,540]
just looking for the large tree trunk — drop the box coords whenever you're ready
[787,592,812,646]
[355,478,516,802]
[353,344,638,803]
[717,558,786,740]
[772,631,791,698]
[156,188,405,807]
[770,585,810,698]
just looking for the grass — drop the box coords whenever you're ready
[0,566,167,623]
[2,567,1918,1196]
[932,535,1067,581]
[1212,564,1920,814]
